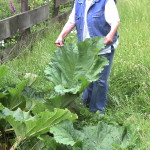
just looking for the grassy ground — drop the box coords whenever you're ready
[2,0,150,149]
[108,1,150,148]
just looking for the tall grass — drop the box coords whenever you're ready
[109,0,150,111]
[107,1,150,149]
[2,0,150,149]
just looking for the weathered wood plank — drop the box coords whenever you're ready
[18,4,49,30]
[0,15,19,41]
[0,4,49,41]
[0,10,71,64]
[0,29,47,64]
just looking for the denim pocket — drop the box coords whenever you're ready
[92,11,104,18]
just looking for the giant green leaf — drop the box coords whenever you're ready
[43,94,78,111]
[0,80,28,110]
[22,86,78,114]
[50,120,84,146]
[50,120,139,150]
[45,37,108,95]
[2,107,77,141]
[0,65,29,110]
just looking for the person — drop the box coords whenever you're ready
[55,0,120,114]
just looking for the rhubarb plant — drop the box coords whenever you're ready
[0,106,77,149]
[45,37,108,95]
[50,120,139,150]
[0,66,78,149]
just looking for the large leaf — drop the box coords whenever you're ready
[0,80,28,110]
[22,86,45,103]
[50,120,84,146]
[45,37,108,95]
[82,123,123,150]
[22,87,78,114]
[50,121,139,150]
[44,94,78,111]
[18,135,60,150]
[2,107,77,141]
[0,65,29,110]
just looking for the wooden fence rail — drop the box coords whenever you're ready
[0,0,73,41]
[0,4,49,41]
[0,0,73,63]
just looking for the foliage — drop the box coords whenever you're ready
[50,120,140,150]
[0,1,13,20]
[0,65,77,149]
[1,107,77,140]
[0,66,8,79]
[29,0,49,9]
[45,37,108,95]
[16,135,69,150]
[0,80,28,110]
[1,0,150,149]
[0,0,19,20]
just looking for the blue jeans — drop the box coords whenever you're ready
[82,47,115,114]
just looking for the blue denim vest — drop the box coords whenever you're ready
[75,0,118,47]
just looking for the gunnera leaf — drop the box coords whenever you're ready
[2,107,77,141]
[50,120,84,146]
[45,37,108,95]
[51,121,138,150]
[0,80,28,110]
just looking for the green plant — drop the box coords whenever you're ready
[0,66,77,149]
[0,1,20,20]
[0,1,13,20]
[1,0,150,149]
[45,37,108,95]
[50,120,140,150]
[44,37,108,112]
[29,0,49,9]
[1,107,77,150]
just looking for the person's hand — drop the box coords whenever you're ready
[55,37,64,47]
[104,33,114,44]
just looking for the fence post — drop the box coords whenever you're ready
[21,0,29,12]
[53,0,59,17]
[21,0,30,38]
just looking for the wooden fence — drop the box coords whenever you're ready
[0,4,49,41]
[0,0,73,63]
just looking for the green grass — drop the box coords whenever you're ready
[108,0,150,113]
[2,23,63,92]
[2,0,150,149]
[107,0,150,148]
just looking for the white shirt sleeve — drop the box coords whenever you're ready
[68,4,76,24]
[105,0,120,26]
